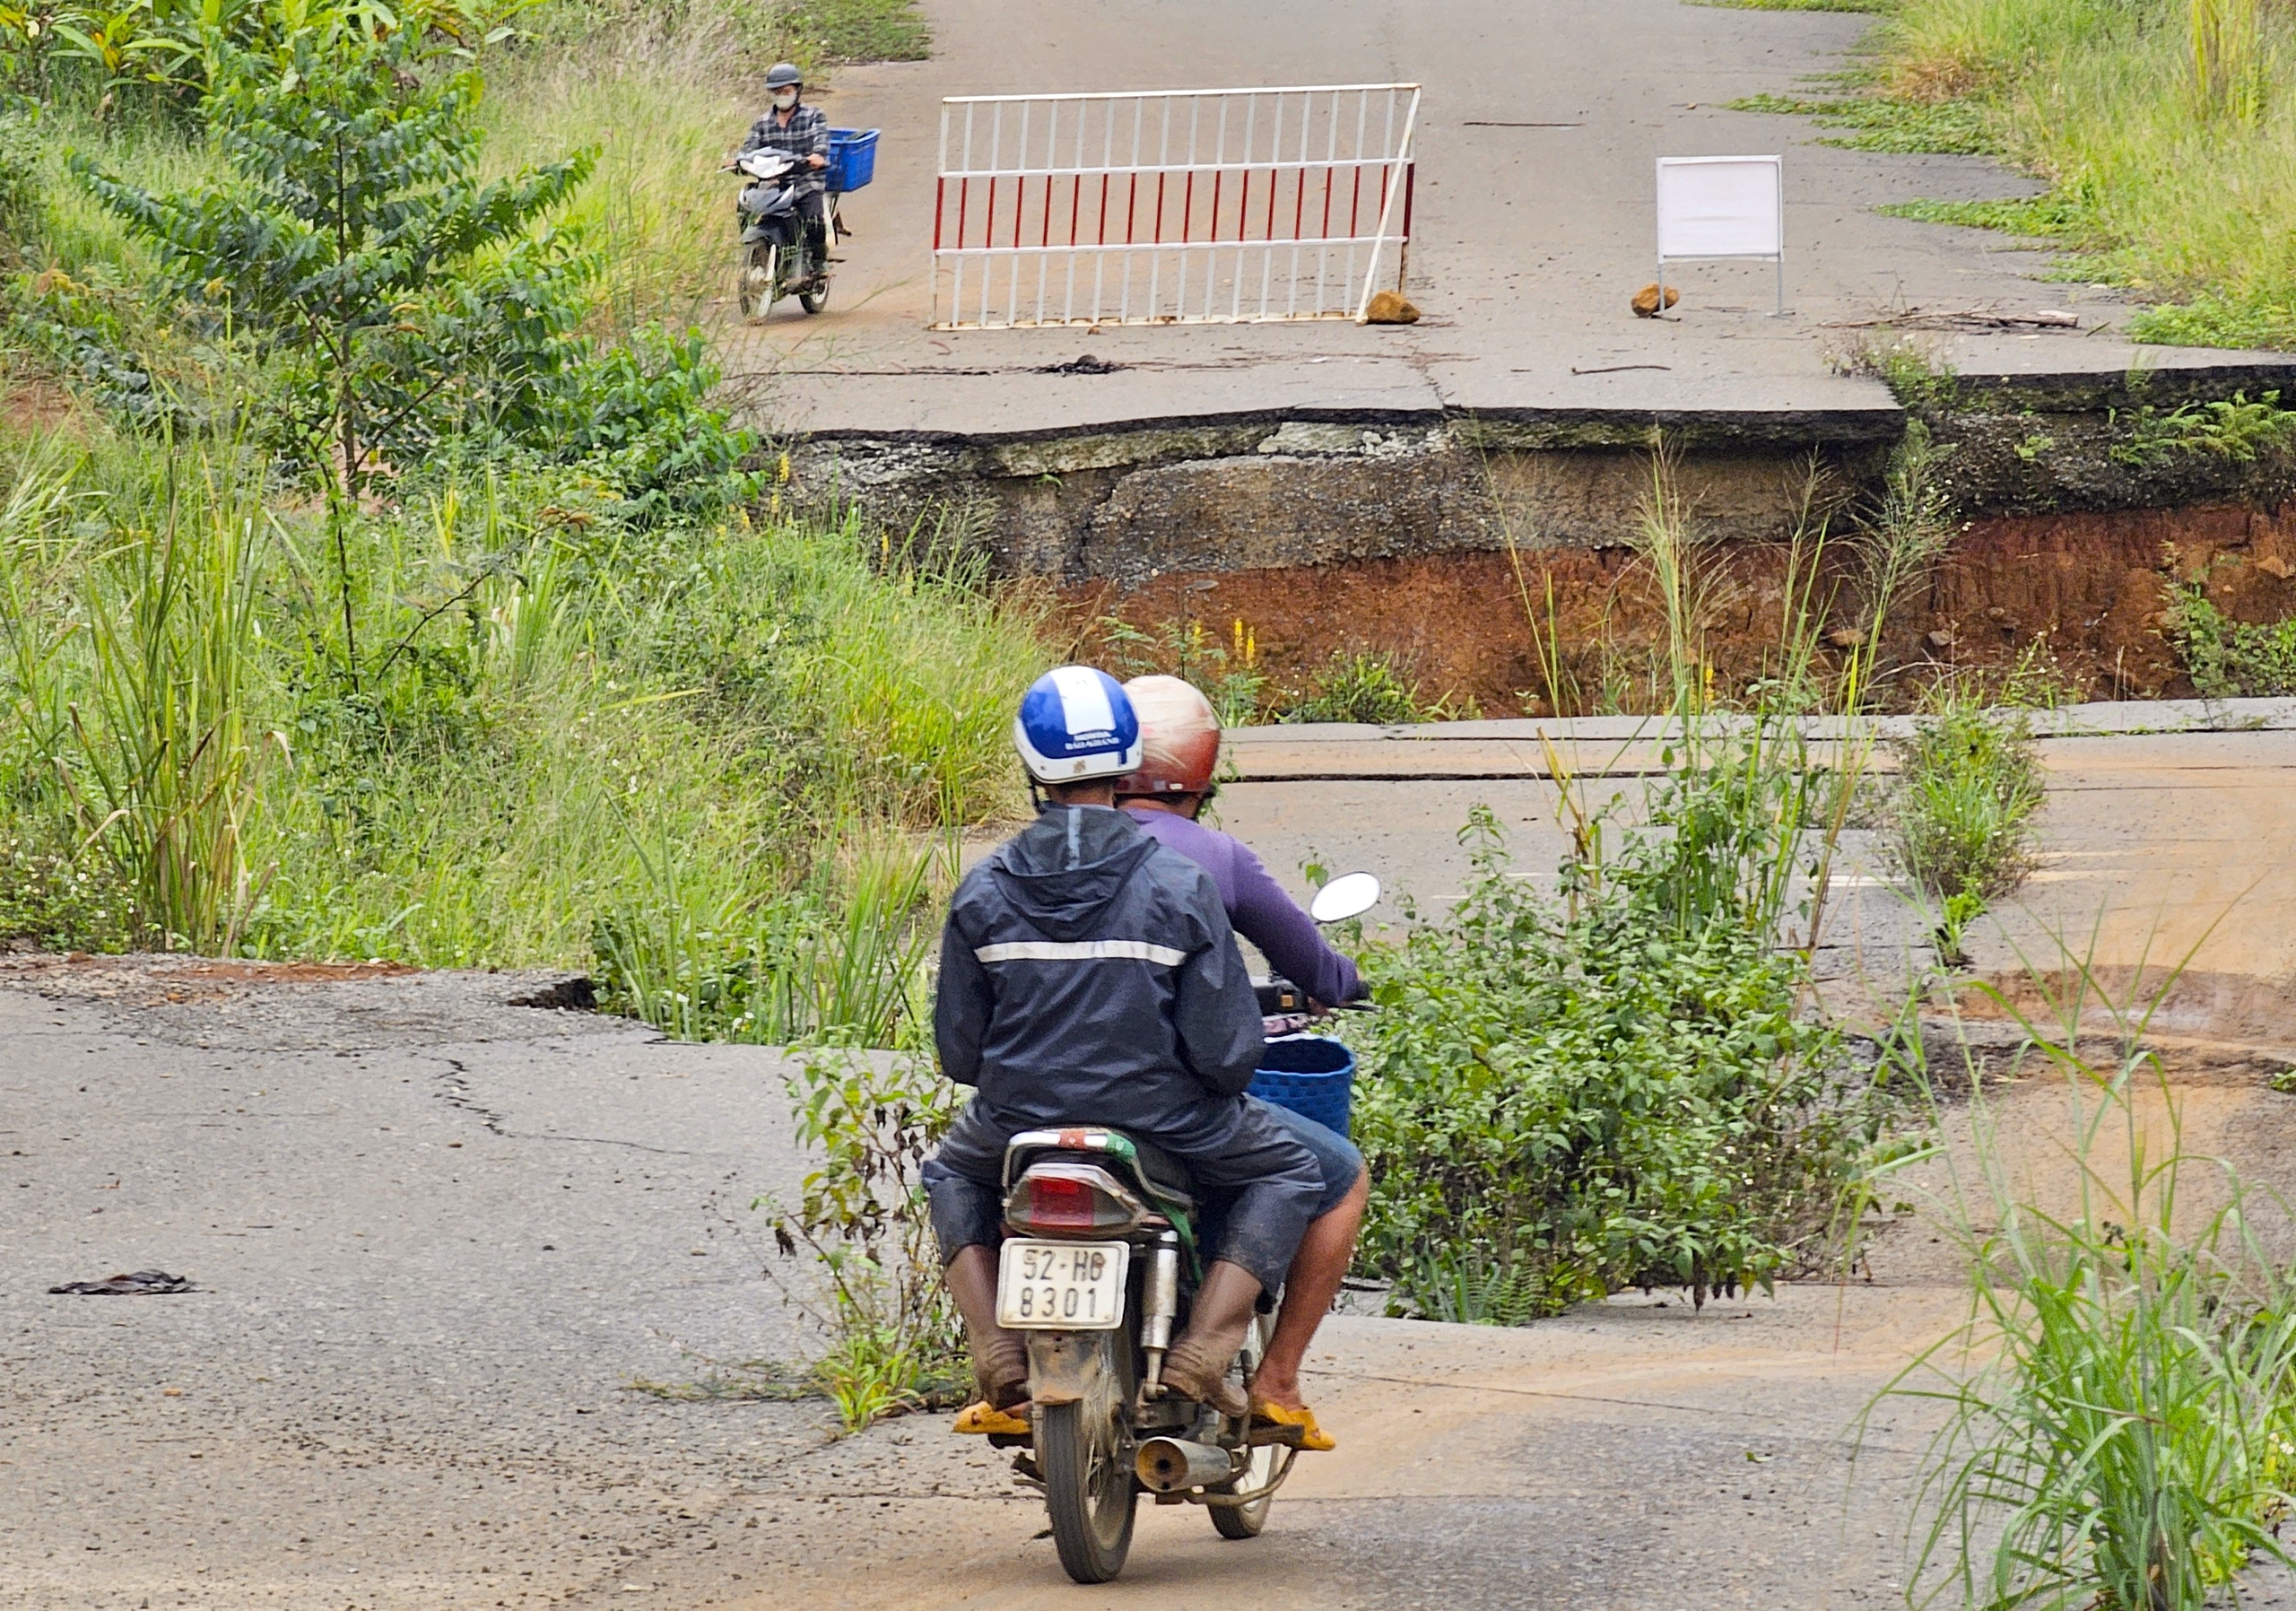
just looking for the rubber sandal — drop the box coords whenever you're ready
[952,1400,1031,1436]
[1248,1396,1335,1452]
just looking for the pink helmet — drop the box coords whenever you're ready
[1115,675,1221,797]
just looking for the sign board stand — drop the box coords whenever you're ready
[1656,155,1784,316]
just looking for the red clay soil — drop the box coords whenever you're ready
[1071,503,2296,716]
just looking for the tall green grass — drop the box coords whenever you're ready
[1881,965,2296,1610]
[0,422,1047,1046]
[1838,0,2296,347]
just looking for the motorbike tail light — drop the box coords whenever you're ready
[1004,1164,1147,1238]
[1019,1175,1095,1230]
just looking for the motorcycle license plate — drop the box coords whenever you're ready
[996,1240,1129,1330]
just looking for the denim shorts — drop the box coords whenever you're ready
[1254,1099,1363,1215]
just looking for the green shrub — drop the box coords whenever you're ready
[2169,583,2296,697]
[1346,801,1899,1319]
[0,100,41,261]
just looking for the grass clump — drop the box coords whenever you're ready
[756,1049,969,1431]
[1884,696,2046,964]
[1884,976,2296,1610]
[1728,91,1999,155]
[1281,649,1475,725]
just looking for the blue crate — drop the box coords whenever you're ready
[826,127,878,195]
[1248,1035,1356,1138]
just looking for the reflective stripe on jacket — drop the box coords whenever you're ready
[933,805,1265,1154]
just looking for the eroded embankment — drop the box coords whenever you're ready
[785,361,2296,714]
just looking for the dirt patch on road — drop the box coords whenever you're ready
[0,951,417,1006]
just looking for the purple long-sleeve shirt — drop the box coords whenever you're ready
[1123,806,1363,1006]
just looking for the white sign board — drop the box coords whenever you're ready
[1655,154,1784,313]
[1656,156,1782,258]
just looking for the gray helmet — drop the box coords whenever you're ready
[765,62,802,91]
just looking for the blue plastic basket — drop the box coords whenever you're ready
[1248,1035,1356,1138]
[826,128,879,195]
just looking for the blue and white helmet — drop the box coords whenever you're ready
[1013,666,1143,785]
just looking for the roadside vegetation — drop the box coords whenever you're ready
[2170,583,2296,696]
[1880,969,2296,1610]
[1731,0,2296,348]
[0,0,1031,1042]
[1346,443,1930,1321]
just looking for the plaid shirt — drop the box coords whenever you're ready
[742,102,831,197]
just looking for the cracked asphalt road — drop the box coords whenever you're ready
[11,708,2296,1608]
[0,959,829,1609]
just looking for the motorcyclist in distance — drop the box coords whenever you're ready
[924,668,1324,1440]
[739,61,831,283]
[1115,675,1368,1452]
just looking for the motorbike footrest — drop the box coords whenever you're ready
[1245,1423,1308,1449]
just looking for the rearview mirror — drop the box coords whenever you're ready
[1309,872,1380,925]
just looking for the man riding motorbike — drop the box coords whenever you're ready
[924,667,1323,1441]
[739,61,830,286]
[1116,675,1366,1452]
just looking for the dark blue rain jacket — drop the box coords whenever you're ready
[933,805,1265,1154]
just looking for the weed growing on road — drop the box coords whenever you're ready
[1882,971,2296,1611]
[756,1048,968,1432]
[1885,694,2045,963]
[1348,789,1902,1320]
[1727,91,1998,154]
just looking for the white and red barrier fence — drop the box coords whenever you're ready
[932,83,1421,330]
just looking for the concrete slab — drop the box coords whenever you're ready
[727,0,2296,439]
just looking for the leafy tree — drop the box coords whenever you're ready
[72,14,590,674]
[73,18,594,502]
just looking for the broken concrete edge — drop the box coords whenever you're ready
[756,354,2296,461]
[1223,695,2296,754]
[1943,353,2296,415]
[1842,1017,2296,1091]
[507,974,599,1012]
[777,400,1909,460]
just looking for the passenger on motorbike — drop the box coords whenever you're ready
[1116,675,1365,1452]
[925,667,1323,1440]
[739,62,830,283]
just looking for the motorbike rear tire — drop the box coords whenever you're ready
[798,277,828,315]
[1039,1398,1136,1582]
[1207,1311,1281,1539]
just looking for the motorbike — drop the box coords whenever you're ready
[990,870,1381,1583]
[728,147,829,318]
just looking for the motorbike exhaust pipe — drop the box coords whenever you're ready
[1135,1436,1236,1493]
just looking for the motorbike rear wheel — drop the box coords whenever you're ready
[1208,1311,1280,1539]
[1039,1343,1136,1583]
[798,274,828,315]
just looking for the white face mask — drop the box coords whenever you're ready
[773,88,798,109]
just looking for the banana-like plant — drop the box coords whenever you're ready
[48,0,198,99]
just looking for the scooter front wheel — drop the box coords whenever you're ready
[736,243,777,318]
[1039,1396,1136,1582]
